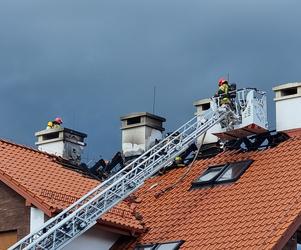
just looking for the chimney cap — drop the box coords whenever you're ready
[193,98,211,107]
[35,127,87,138]
[273,82,301,102]
[120,112,166,122]
[272,82,301,92]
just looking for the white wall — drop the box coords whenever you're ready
[276,97,301,131]
[194,100,219,145]
[38,141,65,156]
[122,126,146,157]
[145,127,163,149]
[30,207,45,233]
[63,226,120,250]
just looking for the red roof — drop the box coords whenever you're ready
[130,133,301,249]
[0,139,143,233]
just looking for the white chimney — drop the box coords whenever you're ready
[193,98,219,145]
[273,82,301,132]
[35,127,87,165]
[120,112,165,158]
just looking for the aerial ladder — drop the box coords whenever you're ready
[9,95,242,250]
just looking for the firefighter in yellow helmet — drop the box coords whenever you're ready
[46,121,53,129]
[217,78,231,106]
[175,156,185,167]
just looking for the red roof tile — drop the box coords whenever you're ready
[0,139,143,232]
[129,135,301,249]
[284,128,301,137]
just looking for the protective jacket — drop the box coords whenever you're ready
[218,83,230,105]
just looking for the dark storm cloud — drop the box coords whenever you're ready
[0,0,301,160]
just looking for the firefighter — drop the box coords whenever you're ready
[53,117,63,128]
[216,79,237,128]
[46,121,53,129]
[217,78,231,106]
[46,117,63,129]
[175,156,185,167]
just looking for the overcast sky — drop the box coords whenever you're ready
[0,0,300,162]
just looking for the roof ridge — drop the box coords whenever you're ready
[0,137,56,158]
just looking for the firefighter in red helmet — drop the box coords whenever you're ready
[217,78,231,106]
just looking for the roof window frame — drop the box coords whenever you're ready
[135,240,184,250]
[193,164,228,186]
[191,159,253,188]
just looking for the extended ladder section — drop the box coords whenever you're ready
[10,105,234,250]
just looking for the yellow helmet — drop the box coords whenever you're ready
[47,121,53,127]
[175,156,182,161]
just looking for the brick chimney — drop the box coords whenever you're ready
[35,127,87,165]
[120,112,165,158]
[273,82,301,132]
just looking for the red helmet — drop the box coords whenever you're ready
[55,117,63,124]
[218,78,228,86]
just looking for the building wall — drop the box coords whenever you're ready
[30,207,45,233]
[0,230,17,250]
[0,181,30,246]
[63,225,120,250]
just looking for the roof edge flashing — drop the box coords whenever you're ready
[120,112,166,122]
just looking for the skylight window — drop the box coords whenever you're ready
[192,160,253,188]
[135,241,184,250]
[197,165,224,182]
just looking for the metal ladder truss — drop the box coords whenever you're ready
[9,105,233,250]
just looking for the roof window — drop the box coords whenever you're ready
[135,241,184,250]
[196,164,224,183]
[192,160,253,188]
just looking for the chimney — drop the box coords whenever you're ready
[35,127,87,165]
[193,98,219,145]
[120,112,166,158]
[273,82,301,132]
